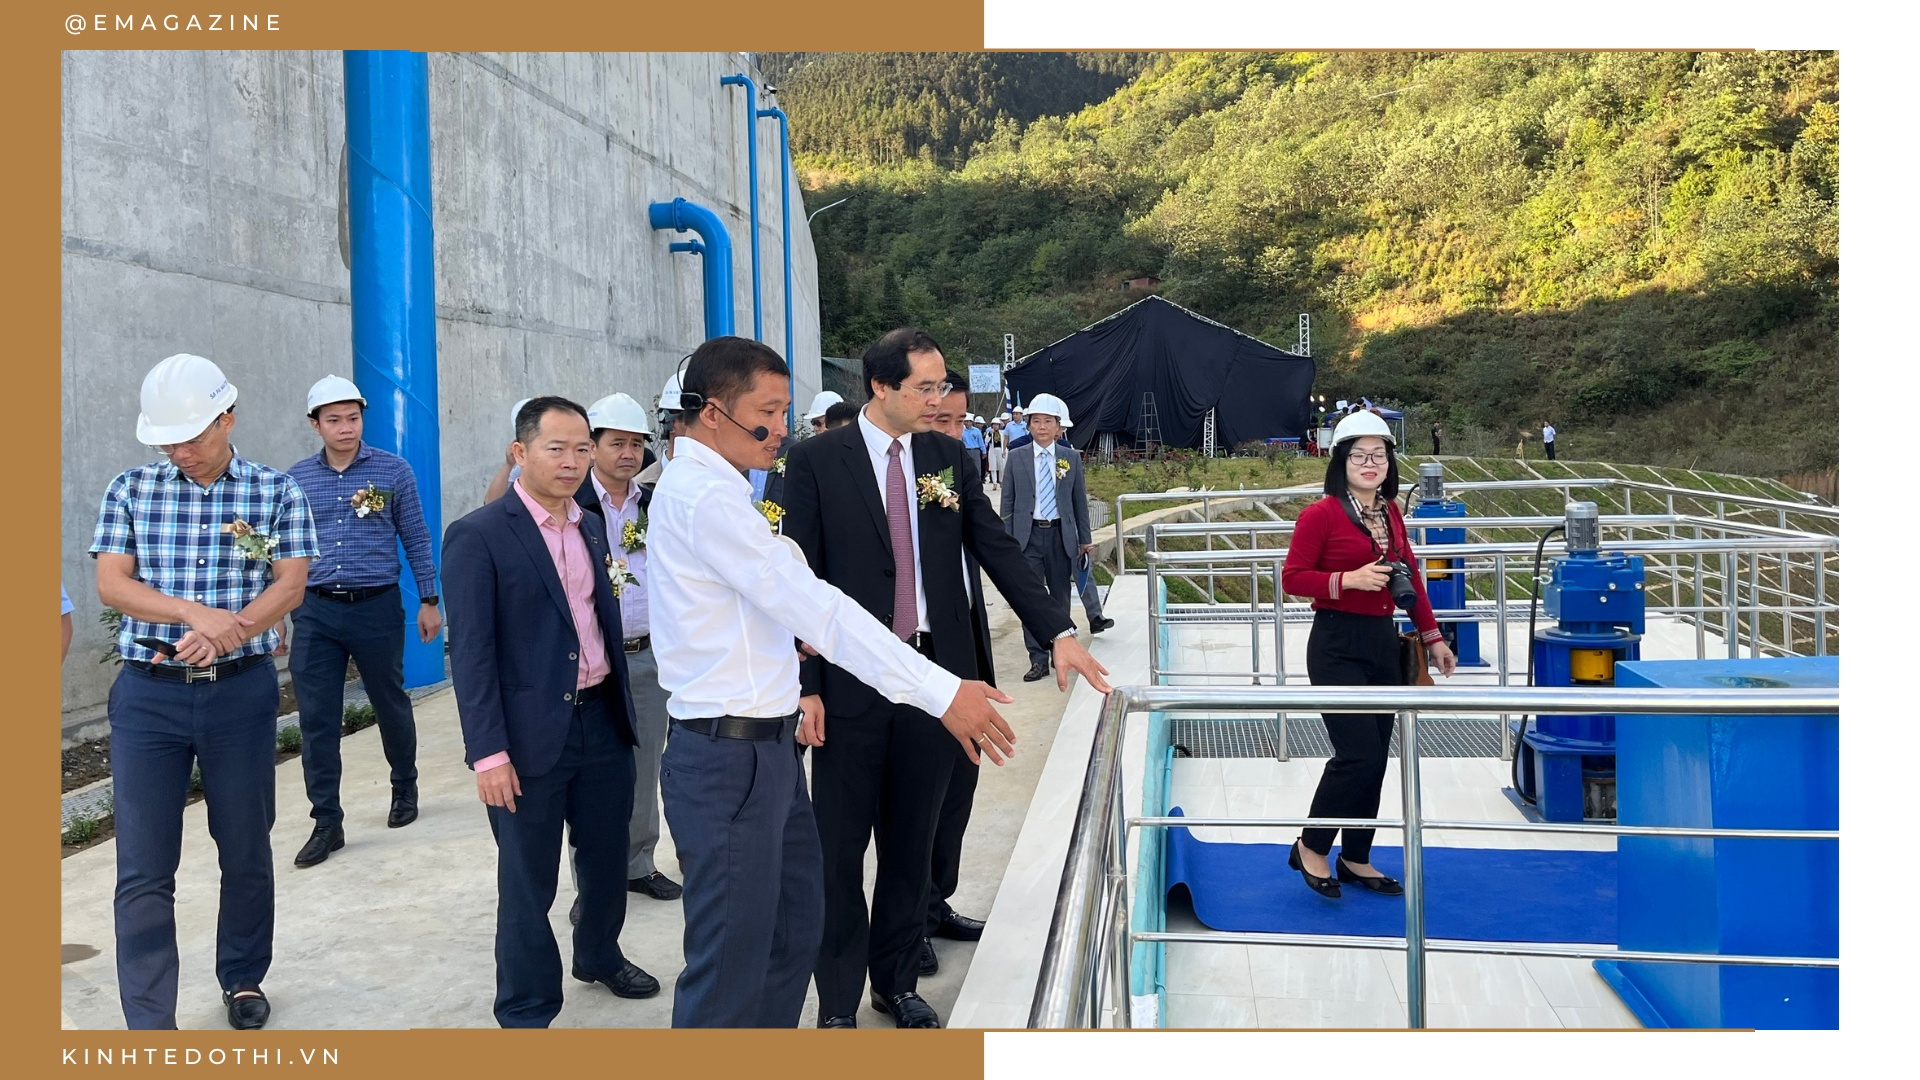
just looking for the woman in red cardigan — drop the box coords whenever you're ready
[1280,410,1456,898]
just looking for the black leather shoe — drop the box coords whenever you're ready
[1288,841,1341,898]
[1089,616,1116,634]
[821,1014,857,1028]
[387,784,418,829]
[933,911,986,941]
[629,871,682,900]
[571,961,661,999]
[1022,661,1050,682]
[870,989,941,1028]
[224,987,270,1030]
[1336,858,1405,895]
[919,938,939,976]
[293,824,344,868]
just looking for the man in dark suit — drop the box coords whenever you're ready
[782,328,1111,1029]
[443,396,662,1028]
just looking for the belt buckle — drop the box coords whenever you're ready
[184,664,220,683]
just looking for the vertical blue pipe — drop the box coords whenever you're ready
[648,198,735,339]
[344,50,442,688]
[758,104,795,430]
[721,73,763,342]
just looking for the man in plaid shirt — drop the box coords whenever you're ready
[284,376,441,867]
[91,354,318,1031]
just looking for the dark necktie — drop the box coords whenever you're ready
[886,440,916,641]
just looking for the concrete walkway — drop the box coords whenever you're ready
[58,523,1103,1031]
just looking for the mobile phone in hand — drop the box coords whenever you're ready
[133,636,178,659]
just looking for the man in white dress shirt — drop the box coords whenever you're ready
[646,336,1017,1029]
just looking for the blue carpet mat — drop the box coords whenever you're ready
[1165,807,1618,944]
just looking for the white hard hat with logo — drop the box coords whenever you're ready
[137,353,238,445]
[1025,393,1069,423]
[587,392,653,437]
[306,374,367,415]
[1332,408,1396,448]
[656,375,684,414]
[804,390,844,421]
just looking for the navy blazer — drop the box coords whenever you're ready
[443,489,639,777]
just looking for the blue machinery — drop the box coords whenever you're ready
[1408,463,1484,667]
[1511,501,1646,822]
[343,51,443,688]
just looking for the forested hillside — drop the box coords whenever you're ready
[781,51,1838,476]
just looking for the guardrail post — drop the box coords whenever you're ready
[1495,554,1511,761]
[1814,552,1828,656]
[1399,708,1427,1029]
[1274,557,1290,761]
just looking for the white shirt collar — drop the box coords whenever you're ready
[672,436,751,495]
[591,469,639,510]
[856,405,912,459]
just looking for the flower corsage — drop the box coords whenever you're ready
[223,518,279,561]
[350,485,393,518]
[916,467,960,511]
[756,499,786,534]
[621,514,647,552]
[1055,457,1072,480]
[604,553,640,598]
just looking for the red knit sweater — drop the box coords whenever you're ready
[1281,495,1443,644]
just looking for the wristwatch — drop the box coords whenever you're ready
[1053,628,1077,641]
[421,595,440,606]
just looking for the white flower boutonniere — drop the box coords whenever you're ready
[1055,457,1072,480]
[604,553,640,598]
[916,467,960,512]
[621,513,647,553]
[222,518,279,561]
[350,485,393,518]
[773,456,787,476]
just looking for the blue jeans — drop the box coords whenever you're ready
[661,722,822,1028]
[290,588,418,827]
[108,660,278,1030]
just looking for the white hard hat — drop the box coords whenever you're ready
[587,392,653,437]
[656,375,684,414]
[306,374,366,415]
[996,412,1010,422]
[509,397,533,436]
[1025,393,1068,422]
[1333,408,1396,448]
[804,390,844,421]
[1056,401,1075,429]
[137,353,238,445]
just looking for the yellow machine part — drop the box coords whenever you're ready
[1570,648,1616,684]
[1425,558,1450,580]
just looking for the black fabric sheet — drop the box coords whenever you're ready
[1003,296,1315,451]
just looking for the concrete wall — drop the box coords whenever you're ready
[60,51,822,724]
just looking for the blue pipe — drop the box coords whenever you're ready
[757,104,796,430]
[721,74,763,342]
[648,198,735,339]
[344,50,442,688]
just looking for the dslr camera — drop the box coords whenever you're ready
[1378,559,1417,611]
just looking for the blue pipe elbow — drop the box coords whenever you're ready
[649,198,735,340]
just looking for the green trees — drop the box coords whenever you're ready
[787,50,1838,472]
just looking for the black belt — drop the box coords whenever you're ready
[623,636,650,654]
[904,631,936,659]
[573,678,615,706]
[674,712,800,742]
[1034,519,1060,528]
[128,652,272,684]
[307,583,397,603]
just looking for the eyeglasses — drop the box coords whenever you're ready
[898,381,948,400]
[1348,451,1391,466]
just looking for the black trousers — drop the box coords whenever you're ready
[1544,440,1556,460]
[290,588,417,827]
[487,692,635,1028]
[1302,609,1401,865]
[1022,525,1073,665]
[811,691,956,1018]
[926,740,980,933]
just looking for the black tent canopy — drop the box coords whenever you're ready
[1002,296,1315,452]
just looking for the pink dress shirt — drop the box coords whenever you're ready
[474,481,614,774]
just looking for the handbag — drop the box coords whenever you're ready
[1400,632,1434,686]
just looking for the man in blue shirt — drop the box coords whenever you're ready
[92,354,318,1030]
[1003,407,1029,448]
[284,376,441,867]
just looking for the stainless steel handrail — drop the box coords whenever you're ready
[1029,685,1841,1030]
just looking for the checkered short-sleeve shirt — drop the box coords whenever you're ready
[89,453,319,662]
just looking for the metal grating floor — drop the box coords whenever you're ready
[1167,717,1506,759]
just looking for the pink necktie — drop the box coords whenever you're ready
[886,440,916,641]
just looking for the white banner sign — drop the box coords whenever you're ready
[968,365,1003,393]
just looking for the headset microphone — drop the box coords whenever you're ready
[715,405,770,443]
[673,350,771,442]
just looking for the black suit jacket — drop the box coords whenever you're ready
[443,489,639,777]
[783,421,1067,717]
[958,455,995,687]
[573,474,654,519]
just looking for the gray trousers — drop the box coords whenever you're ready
[1078,555,1105,622]
[571,645,671,884]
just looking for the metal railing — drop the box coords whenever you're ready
[1111,475,1838,575]
[1144,530,1839,704]
[1028,685,1841,1030]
